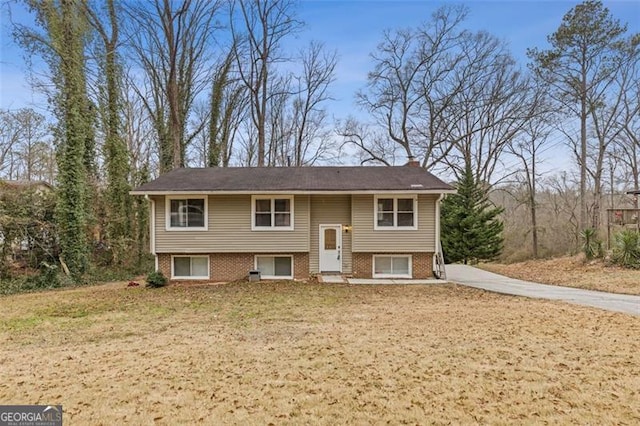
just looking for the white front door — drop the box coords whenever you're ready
[319,224,342,272]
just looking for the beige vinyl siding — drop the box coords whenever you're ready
[154,195,310,253]
[352,194,436,252]
[309,195,352,274]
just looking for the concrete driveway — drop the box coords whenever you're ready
[446,264,640,316]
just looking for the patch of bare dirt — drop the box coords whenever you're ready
[1,281,639,424]
[481,255,640,295]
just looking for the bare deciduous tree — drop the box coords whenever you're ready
[208,47,248,167]
[505,84,556,258]
[441,32,532,184]
[231,0,302,166]
[350,5,532,185]
[0,110,24,178]
[126,0,220,173]
[13,108,50,181]
[288,41,337,166]
[353,5,467,169]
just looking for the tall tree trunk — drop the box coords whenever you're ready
[83,0,133,264]
[55,0,92,279]
[580,69,588,232]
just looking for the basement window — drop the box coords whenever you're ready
[255,255,293,279]
[373,255,412,278]
[172,256,209,279]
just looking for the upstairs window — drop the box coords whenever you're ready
[375,196,417,229]
[167,197,207,230]
[252,196,294,230]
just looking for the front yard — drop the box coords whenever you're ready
[1,281,638,424]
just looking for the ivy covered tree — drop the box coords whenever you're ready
[16,0,95,281]
[441,165,504,264]
[83,0,133,265]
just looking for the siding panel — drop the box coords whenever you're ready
[154,195,309,253]
[352,194,436,252]
[309,195,352,274]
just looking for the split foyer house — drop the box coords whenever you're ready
[131,165,454,281]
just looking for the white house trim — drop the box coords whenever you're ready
[372,255,413,279]
[131,189,456,196]
[165,195,208,231]
[147,195,156,254]
[250,195,295,231]
[373,195,419,231]
[254,255,294,280]
[170,255,210,280]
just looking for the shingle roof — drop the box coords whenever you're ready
[131,167,454,193]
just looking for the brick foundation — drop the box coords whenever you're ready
[352,252,433,279]
[157,252,309,281]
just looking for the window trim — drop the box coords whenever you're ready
[165,195,208,231]
[254,255,294,280]
[372,255,413,279]
[251,195,295,231]
[373,195,418,230]
[171,255,210,280]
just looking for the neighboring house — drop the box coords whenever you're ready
[131,164,454,281]
[0,180,53,194]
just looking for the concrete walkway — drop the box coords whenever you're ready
[446,265,640,316]
[348,278,446,285]
[318,274,446,285]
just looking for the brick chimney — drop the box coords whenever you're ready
[406,155,420,167]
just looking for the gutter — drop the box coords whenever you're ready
[145,195,156,257]
[434,193,447,280]
[435,193,444,254]
[130,189,457,196]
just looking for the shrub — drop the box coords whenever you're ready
[25,262,60,290]
[146,271,168,288]
[580,228,603,260]
[612,230,640,269]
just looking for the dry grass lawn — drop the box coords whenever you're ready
[1,281,639,425]
[480,255,640,295]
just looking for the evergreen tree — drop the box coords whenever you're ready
[441,165,504,264]
[528,0,629,231]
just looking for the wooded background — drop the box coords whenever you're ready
[0,0,637,280]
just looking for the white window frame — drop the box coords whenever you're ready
[171,255,210,280]
[165,195,208,231]
[373,195,418,230]
[254,255,294,280]
[373,255,413,279]
[251,195,295,231]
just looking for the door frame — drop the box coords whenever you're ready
[319,224,343,273]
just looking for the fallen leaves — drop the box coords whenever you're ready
[0,281,638,424]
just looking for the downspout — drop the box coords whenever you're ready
[146,195,157,271]
[434,193,446,279]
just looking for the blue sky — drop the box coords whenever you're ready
[1,0,638,112]
[0,0,638,171]
[293,0,639,118]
